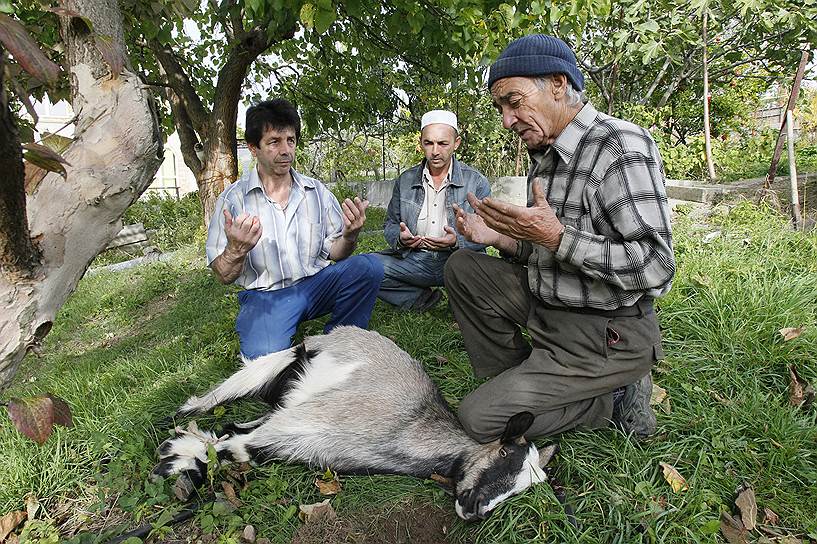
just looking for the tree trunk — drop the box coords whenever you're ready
[197,145,236,227]
[0,0,161,389]
[702,11,717,181]
[0,48,41,281]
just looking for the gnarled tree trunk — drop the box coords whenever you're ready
[0,0,162,389]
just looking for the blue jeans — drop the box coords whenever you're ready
[235,254,384,358]
[373,250,450,310]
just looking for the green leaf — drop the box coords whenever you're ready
[700,518,721,534]
[0,14,60,83]
[0,0,13,14]
[313,5,336,34]
[345,0,362,18]
[300,3,315,28]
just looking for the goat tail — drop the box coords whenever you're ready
[177,346,299,415]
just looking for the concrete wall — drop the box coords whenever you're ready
[333,176,530,209]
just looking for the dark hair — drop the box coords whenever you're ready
[245,99,301,147]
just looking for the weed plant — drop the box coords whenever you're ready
[1,202,815,543]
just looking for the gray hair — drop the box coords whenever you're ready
[533,75,586,107]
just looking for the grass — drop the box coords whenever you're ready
[1,202,816,543]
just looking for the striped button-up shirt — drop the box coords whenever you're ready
[206,167,344,290]
[514,102,675,310]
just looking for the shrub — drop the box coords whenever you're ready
[124,192,204,251]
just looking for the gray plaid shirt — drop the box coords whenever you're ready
[514,102,675,310]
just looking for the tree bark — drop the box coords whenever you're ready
[702,11,717,181]
[148,23,296,226]
[0,0,162,389]
[0,48,41,281]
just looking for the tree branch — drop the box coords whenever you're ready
[167,87,203,175]
[148,39,210,138]
[639,57,672,105]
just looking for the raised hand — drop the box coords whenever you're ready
[421,225,457,249]
[224,209,262,257]
[469,181,563,251]
[453,200,501,246]
[341,197,369,241]
[399,222,424,249]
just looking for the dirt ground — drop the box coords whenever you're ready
[290,500,462,544]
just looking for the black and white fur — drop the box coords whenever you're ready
[152,326,556,520]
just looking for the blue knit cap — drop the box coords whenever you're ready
[488,34,585,91]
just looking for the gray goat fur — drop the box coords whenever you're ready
[153,326,555,520]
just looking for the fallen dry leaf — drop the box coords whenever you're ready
[659,396,672,414]
[788,365,815,408]
[314,475,342,496]
[298,499,336,523]
[221,481,242,508]
[0,511,26,541]
[7,395,73,445]
[779,537,802,544]
[735,484,757,531]
[762,507,779,525]
[659,462,689,493]
[720,512,748,544]
[435,355,448,365]
[779,327,805,341]
[650,383,667,405]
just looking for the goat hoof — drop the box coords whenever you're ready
[173,473,195,501]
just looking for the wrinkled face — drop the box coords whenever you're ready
[454,442,548,521]
[490,76,567,150]
[420,123,461,173]
[249,126,296,178]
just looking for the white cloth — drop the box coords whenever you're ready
[421,110,458,132]
[416,162,452,237]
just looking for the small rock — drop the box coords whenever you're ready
[240,524,256,543]
[256,539,271,544]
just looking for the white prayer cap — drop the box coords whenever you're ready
[421,110,458,132]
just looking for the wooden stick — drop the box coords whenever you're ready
[765,51,810,189]
[786,110,802,230]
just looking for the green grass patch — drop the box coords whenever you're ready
[2,202,816,543]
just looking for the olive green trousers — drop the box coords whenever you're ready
[444,250,664,443]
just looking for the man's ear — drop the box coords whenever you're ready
[453,135,462,151]
[247,143,258,157]
[550,73,568,98]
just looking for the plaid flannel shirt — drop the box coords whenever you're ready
[514,102,675,310]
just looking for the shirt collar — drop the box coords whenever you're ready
[242,166,314,195]
[550,102,598,166]
[416,157,462,188]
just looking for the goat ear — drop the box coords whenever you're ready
[501,411,534,444]
[537,444,559,468]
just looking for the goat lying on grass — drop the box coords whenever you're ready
[153,326,557,521]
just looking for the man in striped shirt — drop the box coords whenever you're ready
[446,35,675,441]
[206,99,383,359]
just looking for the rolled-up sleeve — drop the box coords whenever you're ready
[322,189,344,259]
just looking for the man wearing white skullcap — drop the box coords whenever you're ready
[372,109,490,312]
